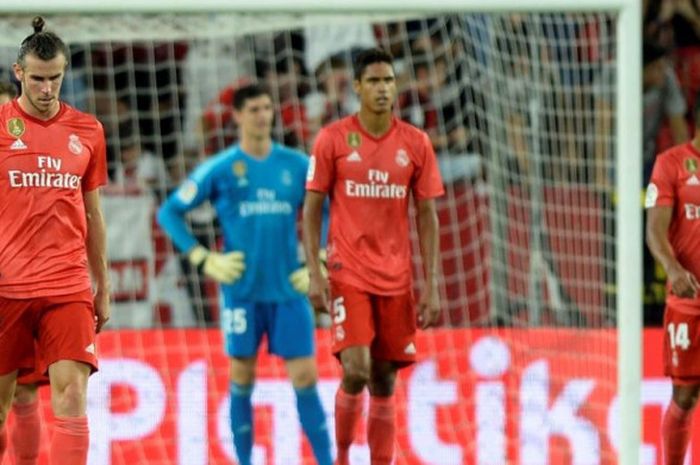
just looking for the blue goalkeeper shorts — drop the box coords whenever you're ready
[220,293,315,359]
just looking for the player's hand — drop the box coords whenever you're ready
[308,271,330,313]
[94,288,111,333]
[289,250,328,294]
[418,285,441,329]
[189,245,245,284]
[668,265,700,298]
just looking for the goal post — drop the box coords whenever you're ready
[0,1,642,464]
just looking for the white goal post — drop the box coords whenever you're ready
[0,1,642,464]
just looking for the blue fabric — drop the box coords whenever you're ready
[229,382,254,465]
[295,385,333,465]
[221,296,315,359]
[157,143,314,302]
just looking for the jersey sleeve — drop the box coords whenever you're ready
[157,158,219,253]
[645,154,676,208]
[82,122,108,192]
[306,127,335,193]
[412,131,445,200]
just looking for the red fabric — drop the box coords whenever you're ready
[0,290,97,377]
[11,399,41,465]
[0,426,7,463]
[647,142,700,309]
[0,100,107,299]
[368,396,396,465]
[662,400,695,465]
[50,416,89,465]
[334,388,364,465]
[330,280,416,365]
[663,301,700,379]
[307,115,444,294]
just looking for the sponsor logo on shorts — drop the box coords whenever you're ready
[672,350,679,367]
[335,326,345,342]
[644,183,658,208]
[85,343,96,355]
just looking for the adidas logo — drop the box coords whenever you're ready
[347,151,362,162]
[10,139,26,150]
[85,343,95,354]
[404,342,416,355]
[687,175,700,186]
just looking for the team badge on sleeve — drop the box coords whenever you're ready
[7,118,25,138]
[307,156,316,181]
[644,183,658,208]
[177,180,198,204]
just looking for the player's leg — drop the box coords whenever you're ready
[37,290,97,465]
[663,383,700,465]
[366,289,417,465]
[0,296,35,462]
[12,382,41,465]
[0,371,18,462]
[329,281,376,465]
[221,299,263,465]
[273,298,332,465]
[367,360,399,465]
[661,303,700,465]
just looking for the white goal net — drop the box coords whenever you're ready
[0,5,646,465]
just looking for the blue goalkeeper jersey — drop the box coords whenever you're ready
[158,143,321,303]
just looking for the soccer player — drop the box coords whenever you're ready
[0,16,110,465]
[645,98,700,465]
[157,83,332,465]
[303,48,443,465]
[0,78,43,465]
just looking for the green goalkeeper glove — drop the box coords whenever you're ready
[188,245,245,284]
[289,249,327,294]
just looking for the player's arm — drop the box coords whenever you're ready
[157,172,244,285]
[416,198,441,328]
[84,189,111,332]
[303,190,329,312]
[646,206,700,298]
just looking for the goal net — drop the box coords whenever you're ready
[0,5,646,465]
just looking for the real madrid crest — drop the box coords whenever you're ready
[7,118,25,138]
[232,160,248,186]
[395,148,409,167]
[685,157,698,174]
[68,134,83,155]
[347,132,361,148]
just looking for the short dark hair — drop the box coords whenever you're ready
[643,41,667,67]
[353,48,394,80]
[0,81,18,98]
[17,16,70,67]
[233,83,270,110]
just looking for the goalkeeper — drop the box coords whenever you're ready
[158,83,331,465]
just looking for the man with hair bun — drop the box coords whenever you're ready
[0,16,110,465]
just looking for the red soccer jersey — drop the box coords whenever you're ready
[0,100,107,298]
[307,115,444,294]
[646,142,700,308]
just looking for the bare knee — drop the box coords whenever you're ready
[673,385,700,411]
[341,361,371,394]
[52,379,87,417]
[369,361,398,397]
[230,357,256,386]
[14,383,38,405]
[286,357,318,388]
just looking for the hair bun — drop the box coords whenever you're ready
[31,16,45,33]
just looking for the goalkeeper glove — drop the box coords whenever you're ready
[289,249,327,294]
[189,245,245,284]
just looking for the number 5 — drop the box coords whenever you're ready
[332,297,346,325]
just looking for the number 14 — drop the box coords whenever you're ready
[668,322,691,350]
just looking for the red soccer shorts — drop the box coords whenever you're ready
[0,289,98,378]
[663,299,700,383]
[329,280,417,366]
